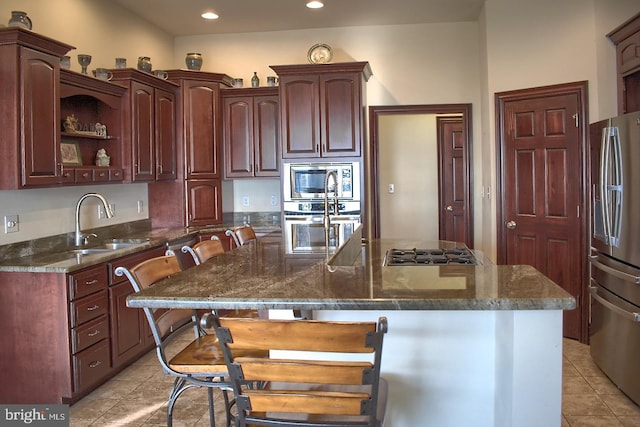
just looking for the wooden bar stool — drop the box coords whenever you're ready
[181,235,225,265]
[212,315,389,427]
[115,254,268,427]
[225,225,257,248]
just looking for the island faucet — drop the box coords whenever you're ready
[324,170,339,231]
[74,193,114,246]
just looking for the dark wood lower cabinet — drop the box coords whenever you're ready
[0,246,165,404]
[108,247,165,368]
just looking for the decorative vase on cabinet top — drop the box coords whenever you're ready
[137,56,152,73]
[8,11,32,30]
[185,53,203,70]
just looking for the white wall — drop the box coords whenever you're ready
[378,114,440,240]
[0,0,174,244]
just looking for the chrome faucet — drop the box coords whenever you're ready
[324,170,339,231]
[74,193,114,246]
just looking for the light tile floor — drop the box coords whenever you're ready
[70,337,640,426]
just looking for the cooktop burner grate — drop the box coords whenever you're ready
[385,248,476,266]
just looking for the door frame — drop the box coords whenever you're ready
[494,81,589,342]
[367,104,473,241]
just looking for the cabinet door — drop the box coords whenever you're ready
[254,95,280,176]
[320,73,361,157]
[279,76,320,158]
[224,96,254,178]
[183,81,221,179]
[109,281,146,368]
[131,81,155,182]
[155,88,177,181]
[21,47,64,186]
[185,179,222,226]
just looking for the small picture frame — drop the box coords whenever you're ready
[60,141,82,165]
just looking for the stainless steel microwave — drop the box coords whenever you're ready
[283,162,360,202]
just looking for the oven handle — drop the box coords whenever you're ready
[588,283,640,322]
[590,256,640,284]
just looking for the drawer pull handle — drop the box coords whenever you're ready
[86,305,100,311]
[89,361,102,368]
[87,330,100,337]
[85,279,99,285]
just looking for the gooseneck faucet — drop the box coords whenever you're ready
[74,193,114,246]
[324,170,339,231]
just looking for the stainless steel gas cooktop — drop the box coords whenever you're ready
[384,248,476,266]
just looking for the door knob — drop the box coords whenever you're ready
[506,220,517,229]
[445,205,453,212]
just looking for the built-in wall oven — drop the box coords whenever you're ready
[282,161,361,253]
[284,216,360,253]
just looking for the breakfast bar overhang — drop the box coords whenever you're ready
[127,229,575,427]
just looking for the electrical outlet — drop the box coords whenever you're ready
[270,194,278,206]
[137,200,144,213]
[109,203,116,215]
[242,195,250,207]
[98,205,105,219]
[388,183,395,194]
[4,215,18,233]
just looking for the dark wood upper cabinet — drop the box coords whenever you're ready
[270,62,372,159]
[222,87,280,178]
[110,69,179,183]
[608,12,640,115]
[0,28,73,189]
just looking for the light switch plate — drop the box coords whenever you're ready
[4,215,18,233]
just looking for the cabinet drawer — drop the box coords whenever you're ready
[73,339,111,393]
[94,168,110,182]
[109,169,123,181]
[70,290,108,327]
[69,264,108,300]
[75,168,94,183]
[71,315,109,354]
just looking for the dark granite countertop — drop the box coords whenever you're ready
[0,213,281,273]
[127,227,576,312]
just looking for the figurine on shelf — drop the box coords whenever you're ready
[95,148,110,167]
[95,122,107,137]
[64,114,78,132]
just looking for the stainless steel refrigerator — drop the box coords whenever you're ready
[589,110,640,405]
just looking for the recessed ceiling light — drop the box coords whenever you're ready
[306,1,324,9]
[201,11,219,20]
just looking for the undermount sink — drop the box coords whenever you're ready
[70,238,150,255]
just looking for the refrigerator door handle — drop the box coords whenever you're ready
[601,126,623,247]
[589,283,640,322]
[590,256,640,284]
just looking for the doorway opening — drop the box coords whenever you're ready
[367,104,473,246]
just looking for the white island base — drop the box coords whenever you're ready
[270,309,563,427]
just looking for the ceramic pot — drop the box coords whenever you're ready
[185,53,203,70]
[137,56,152,73]
[8,11,32,30]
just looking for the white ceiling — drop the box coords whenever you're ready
[107,0,486,37]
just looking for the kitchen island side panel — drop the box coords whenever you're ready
[305,309,562,427]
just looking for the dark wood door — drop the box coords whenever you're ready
[497,82,587,341]
[437,117,472,246]
[109,281,145,368]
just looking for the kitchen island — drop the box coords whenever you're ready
[128,226,575,427]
